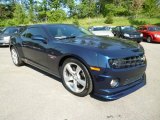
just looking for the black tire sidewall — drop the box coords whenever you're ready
[147,36,152,43]
[61,58,93,97]
[11,47,23,66]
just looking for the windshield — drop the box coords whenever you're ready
[148,26,160,31]
[121,26,137,32]
[47,25,92,39]
[2,27,19,34]
[93,27,107,31]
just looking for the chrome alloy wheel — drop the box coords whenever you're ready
[11,48,18,65]
[63,62,86,93]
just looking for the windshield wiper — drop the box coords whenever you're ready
[55,36,76,40]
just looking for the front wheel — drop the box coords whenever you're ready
[61,58,93,97]
[146,36,152,43]
[11,47,24,66]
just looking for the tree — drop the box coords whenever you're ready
[47,9,67,22]
[130,0,144,18]
[64,0,75,17]
[13,4,26,25]
[144,0,160,17]
[77,0,96,18]
[28,0,34,22]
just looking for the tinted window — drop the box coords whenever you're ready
[121,26,136,32]
[22,27,46,39]
[47,25,91,38]
[93,27,106,31]
[114,27,120,31]
[148,26,160,31]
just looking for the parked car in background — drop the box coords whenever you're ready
[106,26,116,31]
[138,25,160,43]
[10,24,146,100]
[0,27,4,33]
[0,26,25,46]
[88,26,114,37]
[112,26,143,43]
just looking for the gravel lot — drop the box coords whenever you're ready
[0,42,160,120]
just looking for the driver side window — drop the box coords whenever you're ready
[22,27,46,39]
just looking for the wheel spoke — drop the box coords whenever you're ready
[64,74,73,82]
[73,80,78,92]
[77,78,86,87]
[76,66,82,74]
[66,64,75,75]
[11,49,18,64]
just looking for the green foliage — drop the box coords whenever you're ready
[0,0,160,27]
[47,9,67,22]
[130,0,144,18]
[13,4,26,25]
[0,4,14,19]
[77,0,96,18]
[143,0,160,17]
[72,16,79,26]
[104,13,114,24]
[104,3,128,17]
[104,4,116,16]
[128,17,147,25]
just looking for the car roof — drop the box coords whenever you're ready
[140,25,157,27]
[28,24,75,28]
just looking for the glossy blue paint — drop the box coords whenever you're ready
[10,24,147,100]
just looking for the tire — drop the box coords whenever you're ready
[146,36,152,43]
[11,47,24,66]
[61,58,93,97]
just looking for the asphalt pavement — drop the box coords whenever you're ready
[0,42,160,120]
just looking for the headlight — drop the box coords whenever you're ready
[140,33,143,37]
[109,58,124,68]
[3,36,10,41]
[124,33,130,37]
[154,34,160,38]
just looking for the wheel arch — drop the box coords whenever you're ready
[58,54,94,93]
[59,54,91,73]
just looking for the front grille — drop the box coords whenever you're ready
[124,75,143,85]
[109,55,146,69]
[130,35,140,38]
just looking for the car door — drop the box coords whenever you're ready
[21,27,49,68]
[112,27,119,36]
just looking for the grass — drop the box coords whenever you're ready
[1,17,160,28]
[58,17,160,29]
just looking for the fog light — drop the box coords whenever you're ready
[110,79,119,88]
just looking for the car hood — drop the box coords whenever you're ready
[123,31,141,35]
[56,35,143,57]
[149,31,160,34]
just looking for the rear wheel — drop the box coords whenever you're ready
[61,58,93,97]
[11,47,24,66]
[146,36,152,43]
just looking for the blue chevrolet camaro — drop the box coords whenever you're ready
[9,24,147,100]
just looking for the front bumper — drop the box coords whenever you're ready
[0,40,9,46]
[153,36,160,42]
[124,37,142,43]
[93,75,146,100]
[92,65,146,100]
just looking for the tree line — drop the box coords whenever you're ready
[0,0,160,26]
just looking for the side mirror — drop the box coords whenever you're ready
[31,35,47,44]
